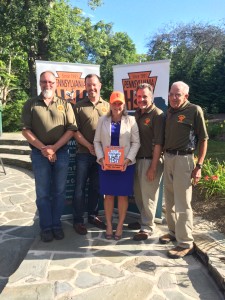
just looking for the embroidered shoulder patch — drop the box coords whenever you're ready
[101,107,108,114]
[57,105,64,111]
[178,115,185,122]
[144,118,151,125]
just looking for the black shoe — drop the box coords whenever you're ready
[159,234,176,244]
[40,229,54,242]
[133,230,150,241]
[53,228,64,240]
[73,223,88,235]
[88,216,106,229]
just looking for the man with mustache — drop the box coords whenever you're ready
[21,71,78,242]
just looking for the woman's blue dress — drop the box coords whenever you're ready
[99,121,135,196]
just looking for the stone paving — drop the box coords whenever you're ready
[0,166,224,300]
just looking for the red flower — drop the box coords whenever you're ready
[211,175,219,181]
[204,176,210,181]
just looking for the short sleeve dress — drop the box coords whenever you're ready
[98,121,135,196]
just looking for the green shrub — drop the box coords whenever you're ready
[198,159,225,199]
[2,98,27,132]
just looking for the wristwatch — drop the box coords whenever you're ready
[196,163,202,169]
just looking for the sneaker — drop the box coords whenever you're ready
[88,216,106,229]
[128,222,141,230]
[73,223,87,235]
[159,233,176,244]
[133,230,150,241]
[53,228,64,240]
[40,229,54,242]
[167,246,195,259]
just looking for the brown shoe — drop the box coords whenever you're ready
[73,223,87,235]
[159,234,176,244]
[128,222,141,230]
[88,216,106,229]
[167,246,195,259]
[133,230,150,241]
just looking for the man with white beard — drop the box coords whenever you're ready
[22,71,78,242]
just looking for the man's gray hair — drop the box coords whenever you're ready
[171,81,189,94]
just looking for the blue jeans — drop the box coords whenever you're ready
[31,145,69,231]
[73,153,100,224]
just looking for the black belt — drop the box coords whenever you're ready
[137,157,152,159]
[165,149,194,155]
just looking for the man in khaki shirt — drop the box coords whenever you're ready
[72,74,110,235]
[159,81,208,258]
[22,71,78,242]
[130,83,164,241]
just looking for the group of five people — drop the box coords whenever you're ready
[21,71,208,259]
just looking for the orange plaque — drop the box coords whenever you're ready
[104,146,124,171]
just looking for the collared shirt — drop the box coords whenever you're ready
[21,94,77,145]
[135,103,165,158]
[73,97,110,153]
[165,101,208,151]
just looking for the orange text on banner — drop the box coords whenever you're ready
[122,71,157,110]
[55,71,86,104]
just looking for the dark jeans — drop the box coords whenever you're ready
[73,153,100,224]
[31,145,69,231]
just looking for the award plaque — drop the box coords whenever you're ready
[104,146,124,171]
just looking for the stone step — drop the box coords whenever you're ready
[0,132,28,146]
[0,145,31,155]
[0,153,32,170]
[0,139,29,146]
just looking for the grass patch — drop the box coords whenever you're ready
[206,140,225,163]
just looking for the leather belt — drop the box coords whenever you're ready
[137,157,152,159]
[165,149,194,155]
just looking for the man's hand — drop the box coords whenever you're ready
[41,145,56,157]
[88,144,96,156]
[191,167,201,186]
[47,153,57,163]
[146,165,157,181]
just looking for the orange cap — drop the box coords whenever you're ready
[109,91,125,104]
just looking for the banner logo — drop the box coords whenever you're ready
[122,71,157,110]
[55,71,86,104]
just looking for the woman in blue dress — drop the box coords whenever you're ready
[94,91,140,240]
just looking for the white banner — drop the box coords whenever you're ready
[113,60,170,112]
[35,60,100,104]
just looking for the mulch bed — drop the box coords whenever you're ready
[192,187,225,235]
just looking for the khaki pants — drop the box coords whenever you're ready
[134,158,163,233]
[164,152,194,248]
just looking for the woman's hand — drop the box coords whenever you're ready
[99,158,105,170]
[122,158,131,172]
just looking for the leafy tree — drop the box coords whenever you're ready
[146,23,225,113]
[0,0,104,97]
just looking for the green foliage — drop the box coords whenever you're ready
[2,96,27,132]
[146,22,225,113]
[205,120,225,140]
[198,159,225,199]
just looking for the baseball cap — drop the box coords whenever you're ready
[109,91,125,104]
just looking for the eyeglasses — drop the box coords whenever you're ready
[40,80,56,85]
[168,93,183,98]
